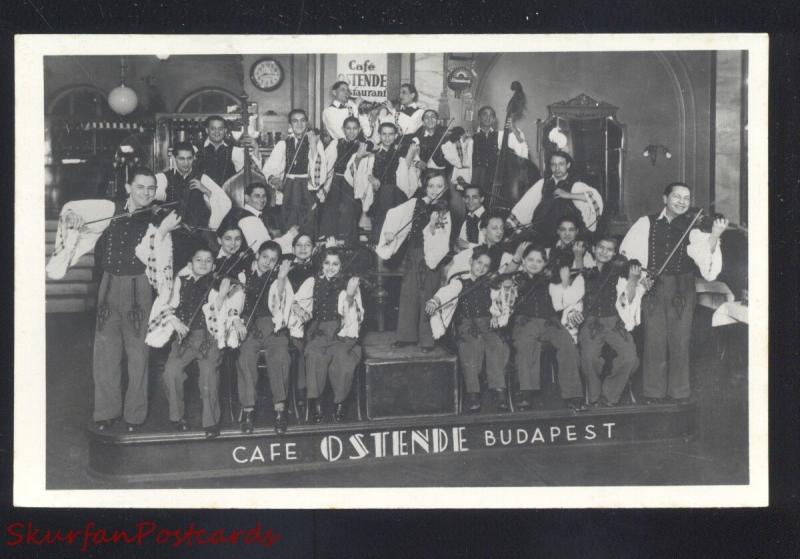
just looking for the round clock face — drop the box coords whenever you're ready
[250,58,284,92]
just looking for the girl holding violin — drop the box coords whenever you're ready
[376,168,452,352]
[619,182,727,404]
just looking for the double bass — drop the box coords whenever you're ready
[222,93,269,209]
[488,81,540,212]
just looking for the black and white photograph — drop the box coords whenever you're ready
[14,34,767,508]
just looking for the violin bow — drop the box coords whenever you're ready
[651,208,704,280]
[424,118,456,167]
[79,201,180,227]
[378,186,448,249]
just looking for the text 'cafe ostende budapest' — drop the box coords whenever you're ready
[232,420,619,464]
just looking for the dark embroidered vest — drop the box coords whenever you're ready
[514,273,555,319]
[242,269,277,319]
[199,142,235,187]
[457,278,492,319]
[285,136,310,175]
[163,169,211,227]
[334,139,359,174]
[372,147,399,183]
[583,266,620,318]
[313,276,344,322]
[472,129,499,169]
[648,214,695,275]
[175,274,213,330]
[99,199,153,276]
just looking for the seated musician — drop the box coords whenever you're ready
[46,167,179,433]
[146,244,226,438]
[570,237,645,407]
[547,216,595,271]
[510,245,585,411]
[285,233,317,419]
[155,141,232,270]
[319,116,372,243]
[447,212,516,281]
[507,151,603,244]
[213,219,254,283]
[223,183,299,258]
[289,248,364,424]
[426,246,512,413]
[231,241,293,435]
[353,122,420,243]
[376,169,452,352]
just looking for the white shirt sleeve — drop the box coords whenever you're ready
[200,174,233,229]
[262,140,286,181]
[619,216,651,270]
[687,229,723,282]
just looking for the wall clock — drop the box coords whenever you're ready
[250,58,284,92]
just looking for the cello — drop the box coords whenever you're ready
[222,93,270,209]
[488,81,540,213]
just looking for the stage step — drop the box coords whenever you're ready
[87,403,696,483]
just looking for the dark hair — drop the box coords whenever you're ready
[292,233,314,248]
[204,115,226,128]
[549,150,573,167]
[216,218,243,239]
[422,167,448,187]
[477,106,496,119]
[422,109,439,121]
[663,182,691,197]
[342,116,360,128]
[400,83,418,102]
[471,245,491,261]
[462,184,484,199]
[245,182,268,197]
[480,211,505,229]
[331,80,349,91]
[129,166,156,184]
[172,141,195,156]
[257,240,282,257]
[378,121,398,134]
[448,126,466,143]
[556,216,579,230]
[288,109,308,122]
[190,243,213,259]
[322,246,343,263]
[595,236,619,251]
[522,244,548,261]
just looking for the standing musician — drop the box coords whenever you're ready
[146,244,225,438]
[322,81,375,141]
[470,106,529,193]
[426,246,512,413]
[569,237,645,407]
[510,245,585,411]
[376,169,452,352]
[377,83,425,142]
[455,184,487,249]
[232,242,293,435]
[290,248,364,424]
[354,122,420,243]
[262,109,328,234]
[155,141,232,270]
[46,167,180,432]
[319,116,371,243]
[198,115,261,187]
[508,151,603,244]
[620,182,726,403]
[413,110,451,172]
[225,183,299,255]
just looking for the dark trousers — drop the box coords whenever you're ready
[456,317,510,393]
[642,272,696,399]
[578,315,639,404]
[162,329,221,427]
[318,175,362,243]
[472,165,494,193]
[512,316,582,399]
[291,336,307,392]
[282,176,316,235]
[93,272,152,424]
[369,183,407,244]
[304,321,362,403]
[237,316,291,407]
[396,246,441,349]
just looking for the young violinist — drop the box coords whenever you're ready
[261,109,328,234]
[147,244,224,438]
[510,245,585,411]
[47,167,180,433]
[376,168,452,352]
[285,233,317,418]
[354,121,420,243]
[619,182,727,403]
[547,216,595,271]
[232,241,293,435]
[319,116,370,243]
[446,212,515,281]
[455,184,486,250]
[290,248,364,424]
[441,126,474,192]
[426,246,512,412]
[155,141,232,271]
[198,115,261,187]
[571,237,644,407]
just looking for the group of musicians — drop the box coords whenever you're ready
[46,79,729,439]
